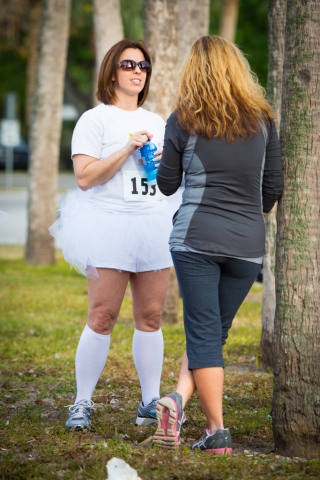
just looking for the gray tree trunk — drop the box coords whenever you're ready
[161,267,180,324]
[25,0,71,265]
[219,0,240,42]
[273,0,320,457]
[144,0,179,324]
[259,0,286,371]
[64,71,92,116]
[144,0,209,324]
[92,0,124,105]
[26,0,42,128]
[144,0,179,121]
[178,0,210,70]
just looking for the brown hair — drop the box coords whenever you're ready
[176,35,273,142]
[96,39,152,107]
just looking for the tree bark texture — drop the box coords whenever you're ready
[92,0,124,104]
[145,0,209,323]
[161,267,180,324]
[219,0,240,42]
[64,71,92,117]
[273,0,320,457]
[260,210,277,370]
[26,0,42,128]
[177,0,210,70]
[260,0,286,371]
[144,0,179,121]
[266,0,287,134]
[26,0,71,265]
[144,0,179,323]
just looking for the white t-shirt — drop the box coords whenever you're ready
[72,104,166,212]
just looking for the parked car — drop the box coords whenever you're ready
[0,137,29,170]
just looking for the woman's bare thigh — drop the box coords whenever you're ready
[87,268,131,334]
[130,268,170,331]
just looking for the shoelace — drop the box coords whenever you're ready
[147,399,158,410]
[140,398,158,413]
[65,400,95,419]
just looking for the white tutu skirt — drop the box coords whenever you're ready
[49,189,182,278]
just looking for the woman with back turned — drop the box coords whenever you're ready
[152,35,283,453]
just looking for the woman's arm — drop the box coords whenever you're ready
[262,120,284,214]
[157,113,188,196]
[73,130,153,191]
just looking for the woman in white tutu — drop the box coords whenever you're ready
[51,39,181,430]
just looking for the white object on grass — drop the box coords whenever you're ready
[107,457,142,480]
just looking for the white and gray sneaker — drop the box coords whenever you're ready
[65,399,94,430]
[190,427,232,454]
[135,397,159,426]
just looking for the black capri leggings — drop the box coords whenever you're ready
[171,251,261,370]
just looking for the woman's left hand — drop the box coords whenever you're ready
[138,149,162,168]
[153,149,162,168]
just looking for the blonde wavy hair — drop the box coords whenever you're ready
[176,35,273,142]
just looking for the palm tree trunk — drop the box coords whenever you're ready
[161,267,180,324]
[273,0,320,457]
[26,0,42,128]
[92,0,124,105]
[178,0,210,70]
[144,0,179,121]
[219,0,240,42]
[26,0,71,265]
[144,0,210,324]
[144,0,179,324]
[259,0,286,371]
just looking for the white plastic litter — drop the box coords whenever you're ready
[107,457,142,480]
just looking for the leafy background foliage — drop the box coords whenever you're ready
[0,0,268,167]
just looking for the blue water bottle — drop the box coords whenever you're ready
[139,140,158,185]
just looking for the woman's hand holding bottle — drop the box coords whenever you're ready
[124,130,153,157]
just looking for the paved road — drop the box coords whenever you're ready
[0,172,77,245]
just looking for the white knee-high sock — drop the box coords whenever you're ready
[75,324,110,404]
[132,328,164,406]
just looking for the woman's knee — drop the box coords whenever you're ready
[88,309,118,334]
[135,311,161,331]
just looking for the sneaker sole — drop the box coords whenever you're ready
[66,423,91,431]
[135,416,157,426]
[192,447,233,454]
[153,397,180,448]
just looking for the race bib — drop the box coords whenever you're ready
[123,170,164,202]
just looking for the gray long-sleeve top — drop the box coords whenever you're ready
[157,113,283,259]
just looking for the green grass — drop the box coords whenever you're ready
[0,247,319,479]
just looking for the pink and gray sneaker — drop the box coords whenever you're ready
[153,392,184,448]
[190,427,232,454]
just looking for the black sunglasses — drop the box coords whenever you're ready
[118,59,151,73]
